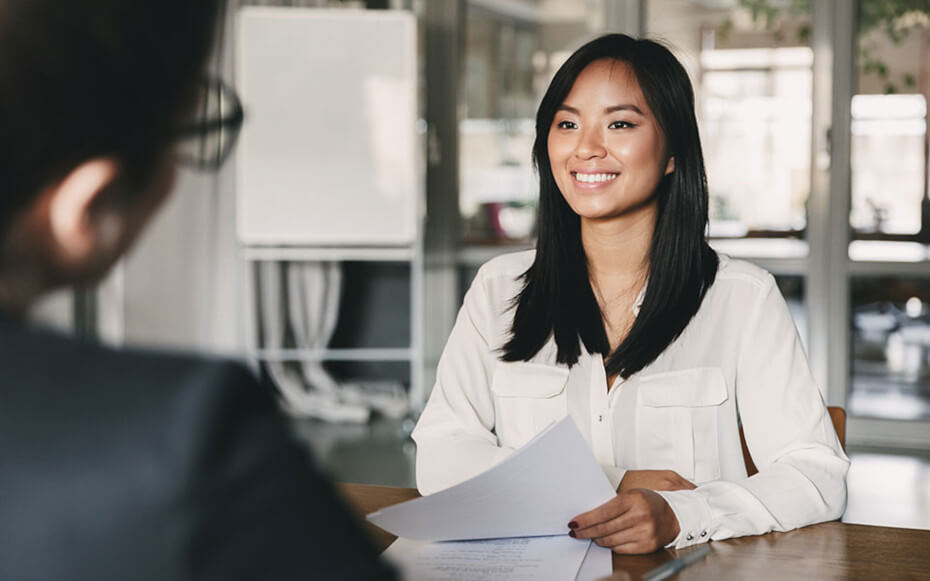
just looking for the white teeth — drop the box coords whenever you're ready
[574,172,618,183]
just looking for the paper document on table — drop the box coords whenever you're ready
[575,543,612,581]
[367,416,616,541]
[383,535,592,581]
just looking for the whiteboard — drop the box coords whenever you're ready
[236,7,418,245]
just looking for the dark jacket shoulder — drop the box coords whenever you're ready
[0,318,394,581]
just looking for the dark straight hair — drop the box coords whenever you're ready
[501,34,719,379]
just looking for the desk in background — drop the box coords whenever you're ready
[339,483,930,580]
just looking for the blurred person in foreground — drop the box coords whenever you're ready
[0,1,395,579]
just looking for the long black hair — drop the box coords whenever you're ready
[501,34,718,379]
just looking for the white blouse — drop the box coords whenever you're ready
[412,250,849,549]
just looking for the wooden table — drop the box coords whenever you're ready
[339,483,930,580]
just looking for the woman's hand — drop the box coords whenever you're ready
[568,489,680,554]
[618,469,696,492]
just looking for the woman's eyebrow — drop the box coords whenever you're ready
[556,104,644,115]
[605,104,643,115]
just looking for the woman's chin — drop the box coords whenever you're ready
[571,204,624,222]
[569,196,658,225]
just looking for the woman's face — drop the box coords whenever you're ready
[547,58,673,224]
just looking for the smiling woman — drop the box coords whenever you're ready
[505,34,717,381]
[547,59,673,225]
[413,34,848,557]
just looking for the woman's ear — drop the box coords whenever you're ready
[47,158,125,268]
[665,156,675,175]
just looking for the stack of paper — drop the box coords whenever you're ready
[366,417,616,581]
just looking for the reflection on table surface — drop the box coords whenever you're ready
[338,483,930,581]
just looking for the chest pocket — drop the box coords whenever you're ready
[490,362,569,450]
[636,367,728,483]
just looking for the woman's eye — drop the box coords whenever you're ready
[556,120,577,129]
[609,120,635,129]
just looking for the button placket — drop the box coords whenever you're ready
[589,354,614,466]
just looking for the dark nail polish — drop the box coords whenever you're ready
[568,521,578,529]
[569,530,576,538]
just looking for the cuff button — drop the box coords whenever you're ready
[701,531,708,537]
[686,533,694,541]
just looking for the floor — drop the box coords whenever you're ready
[292,417,930,531]
[293,416,417,488]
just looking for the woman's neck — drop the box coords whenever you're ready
[582,203,656,356]
[581,203,656,287]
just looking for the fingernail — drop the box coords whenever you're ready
[569,530,576,538]
[568,521,578,529]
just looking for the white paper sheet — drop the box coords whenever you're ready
[575,544,613,581]
[384,535,592,581]
[367,417,616,541]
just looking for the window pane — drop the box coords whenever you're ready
[702,52,811,237]
[850,277,930,420]
[846,3,930,422]
[648,0,812,253]
[850,1,930,241]
[459,1,602,244]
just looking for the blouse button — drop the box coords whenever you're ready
[598,415,603,422]
[701,531,708,538]
[686,533,694,541]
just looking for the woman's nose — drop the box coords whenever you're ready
[574,127,606,159]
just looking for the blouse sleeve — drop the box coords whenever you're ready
[657,274,850,548]
[411,264,516,495]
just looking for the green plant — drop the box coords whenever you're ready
[734,0,930,94]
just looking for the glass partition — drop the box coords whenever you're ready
[459,0,597,244]
[849,2,929,244]
[647,0,812,256]
[850,276,930,421]
[845,2,930,422]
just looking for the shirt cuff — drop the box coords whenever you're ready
[655,489,715,549]
[601,465,627,491]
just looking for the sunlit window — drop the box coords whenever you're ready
[702,47,812,238]
[851,94,926,236]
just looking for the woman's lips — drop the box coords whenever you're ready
[571,171,619,188]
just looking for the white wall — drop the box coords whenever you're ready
[98,4,250,357]
[115,165,247,355]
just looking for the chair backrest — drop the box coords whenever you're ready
[740,406,846,477]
